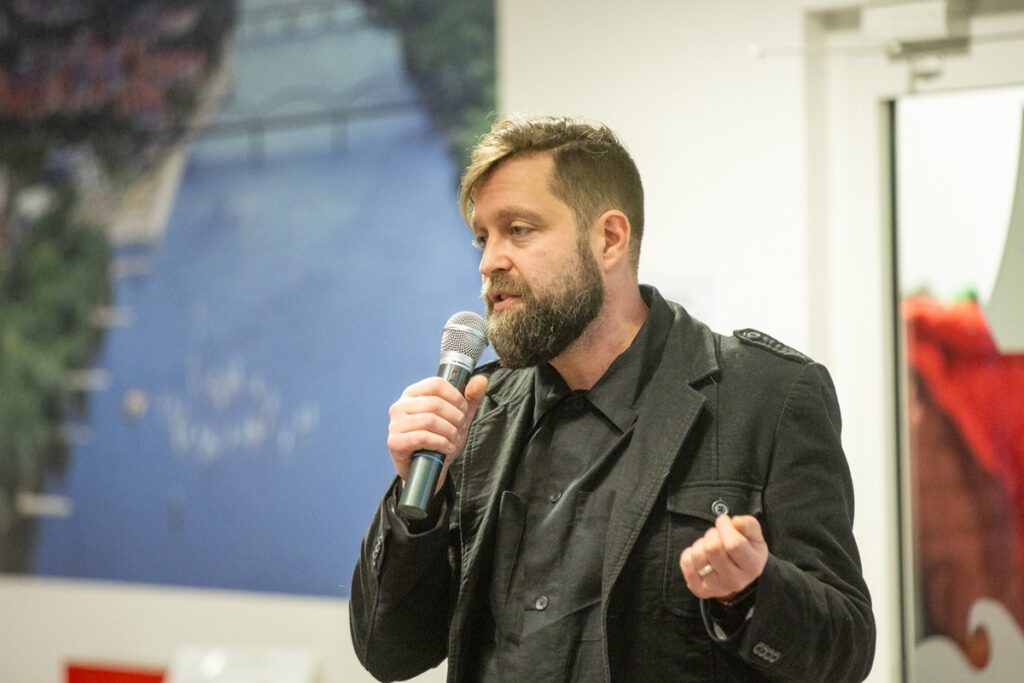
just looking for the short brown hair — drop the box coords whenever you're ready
[459,116,645,268]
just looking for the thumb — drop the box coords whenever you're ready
[464,374,489,413]
[730,515,765,544]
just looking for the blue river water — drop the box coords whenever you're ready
[32,0,487,596]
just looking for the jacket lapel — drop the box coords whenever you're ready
[456,387,534,581]
[448,371,535,682]
[602,295,719,598]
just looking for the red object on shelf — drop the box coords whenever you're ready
[67,664,164,683]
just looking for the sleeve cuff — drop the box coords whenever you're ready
[701,583,757,643]
[388,476,451,537]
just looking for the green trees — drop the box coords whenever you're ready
[0,0,231,553]
[0,190,110,541]
[363,0,496,169]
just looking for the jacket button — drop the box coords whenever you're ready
[534,595,549,611]
[711,499,730,516]
[548,491,562,503]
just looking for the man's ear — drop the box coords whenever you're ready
[597,209,632,271]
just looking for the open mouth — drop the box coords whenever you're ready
[491,292,522,310]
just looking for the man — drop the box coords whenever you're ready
[350,116,875,681]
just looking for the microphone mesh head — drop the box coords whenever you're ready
[441,311,488,362]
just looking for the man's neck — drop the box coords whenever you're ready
[549,284,649,390]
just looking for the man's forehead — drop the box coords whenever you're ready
[469,154,563,226]
[480,152,554,188]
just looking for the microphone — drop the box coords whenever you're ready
[397,311,488,520]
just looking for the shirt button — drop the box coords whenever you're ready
[548,491,562,503]
[534,595,549,611]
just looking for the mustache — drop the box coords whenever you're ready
[482,274,530,301]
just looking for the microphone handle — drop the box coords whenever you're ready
[397,358,474,520]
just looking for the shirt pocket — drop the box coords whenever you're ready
[662,481,764,617]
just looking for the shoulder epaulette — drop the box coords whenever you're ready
[734,328,812,364]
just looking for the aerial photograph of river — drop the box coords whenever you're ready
[1,0,493,596]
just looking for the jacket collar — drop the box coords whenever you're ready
[644,284,719,387]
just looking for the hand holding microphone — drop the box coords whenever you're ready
[389,312,488,520]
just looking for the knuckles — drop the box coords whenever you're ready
[703,531,722,553]
[722,537,746,555]
[386,379,476,474]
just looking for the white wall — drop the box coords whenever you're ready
[0,576,446,682]
[6,2,1024,682]
[501,0,812,344]
[500,1,1024,682]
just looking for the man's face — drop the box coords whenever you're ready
[471,154,604,368]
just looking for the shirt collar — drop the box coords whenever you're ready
[531,286,674,432]
[532,362,569,427]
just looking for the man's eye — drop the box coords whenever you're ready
[471,235,488,250]
[510,225,530,236]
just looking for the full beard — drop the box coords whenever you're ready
[483,245,604,369]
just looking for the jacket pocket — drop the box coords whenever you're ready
[663,481,764,616]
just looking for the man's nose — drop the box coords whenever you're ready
[478,237,512,277]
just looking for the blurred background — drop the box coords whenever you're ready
[2,0,1024,681]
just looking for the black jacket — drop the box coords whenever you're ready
[350,287,875,682]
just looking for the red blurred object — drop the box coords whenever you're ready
[905,297,1024,533]
[67,664,164,683]
[905,296,1024,652]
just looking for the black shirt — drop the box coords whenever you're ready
[479,293,674,681]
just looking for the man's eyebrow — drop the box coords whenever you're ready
[472,206,546,229]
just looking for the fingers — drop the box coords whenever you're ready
[391,378,470,435]
[729,514,766,546]
[391,393,466,431]
[387,375,488,481]
[679,515,768,599]
[680,539,711,586]
[401,377,470,413]
[703,524,747,585]
[387,414,460,457]
[713,514,766,574]
[680,532,743,598]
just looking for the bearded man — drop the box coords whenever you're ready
[350,116,875,682]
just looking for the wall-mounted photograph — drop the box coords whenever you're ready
[0,0,495,597]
